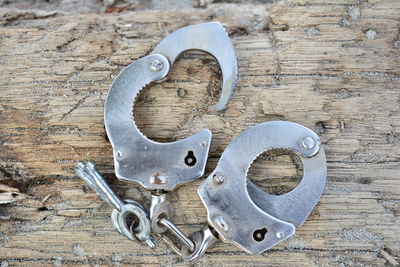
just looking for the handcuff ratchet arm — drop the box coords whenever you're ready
[196,121,326,256]
[104,22,237,191]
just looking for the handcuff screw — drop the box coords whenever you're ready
[213,174,224,185]
[276,231,285,239]
[301,136,315,150]
[214,216,229,232]
[150,59,164,72]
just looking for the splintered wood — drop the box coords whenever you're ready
[0,1,399,266]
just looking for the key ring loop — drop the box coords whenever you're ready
[75,161,155,248]
[111,199,154,247]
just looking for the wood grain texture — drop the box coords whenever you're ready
[0,0,399,266]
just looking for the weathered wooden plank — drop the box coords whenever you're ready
[0,1,399,266]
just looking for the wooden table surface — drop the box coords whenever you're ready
[0,0,399,266]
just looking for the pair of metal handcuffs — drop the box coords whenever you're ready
[75,22,327,261]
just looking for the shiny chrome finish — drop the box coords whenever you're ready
[83,161,124,210]
[76,22,242,256]
[159,218,195,252]
[198,121,327,255]
[111,199,154,248]
[104,22,237,191]
[150,193,196,253]
[149,194,173,233]
[181,225,218,262]
[71,21,328,261]
[75,161,154,248]
[152,22,237,111]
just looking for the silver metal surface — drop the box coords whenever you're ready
[159,218,195,252]
[84,161,124,210]
[213,216,229,232]
[104,22,237,191]
[149,194,173,233]
[152,22,237,111]
[181,225,218,262]
[213,174,224,185]
[198,121,327,255]
[104,54,210,191]
[75,161,154,248]
[301,136,316,150]
[111,199,154,248]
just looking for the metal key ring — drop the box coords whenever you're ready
[75,161,155,248]
[111,199,153,246]
[76,22,238,252]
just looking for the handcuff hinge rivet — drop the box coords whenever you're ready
[213,174,224,185]
[200,140,207,148]
[301,136,315,150]
[214,216,229,232]
[150,59,164,72]
[276,231,285,239]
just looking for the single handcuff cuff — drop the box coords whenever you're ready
[75,22,327,261]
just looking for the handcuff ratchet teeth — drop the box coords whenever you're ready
[104,22,237,191]
[75,22,237,247]
[82,22,237,248]
[75,21,327,261]
[181,121,327,260]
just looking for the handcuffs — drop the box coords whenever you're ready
[75,22,327,261]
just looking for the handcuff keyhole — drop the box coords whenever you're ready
[253,227,268,242]
[184,150,197,166]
